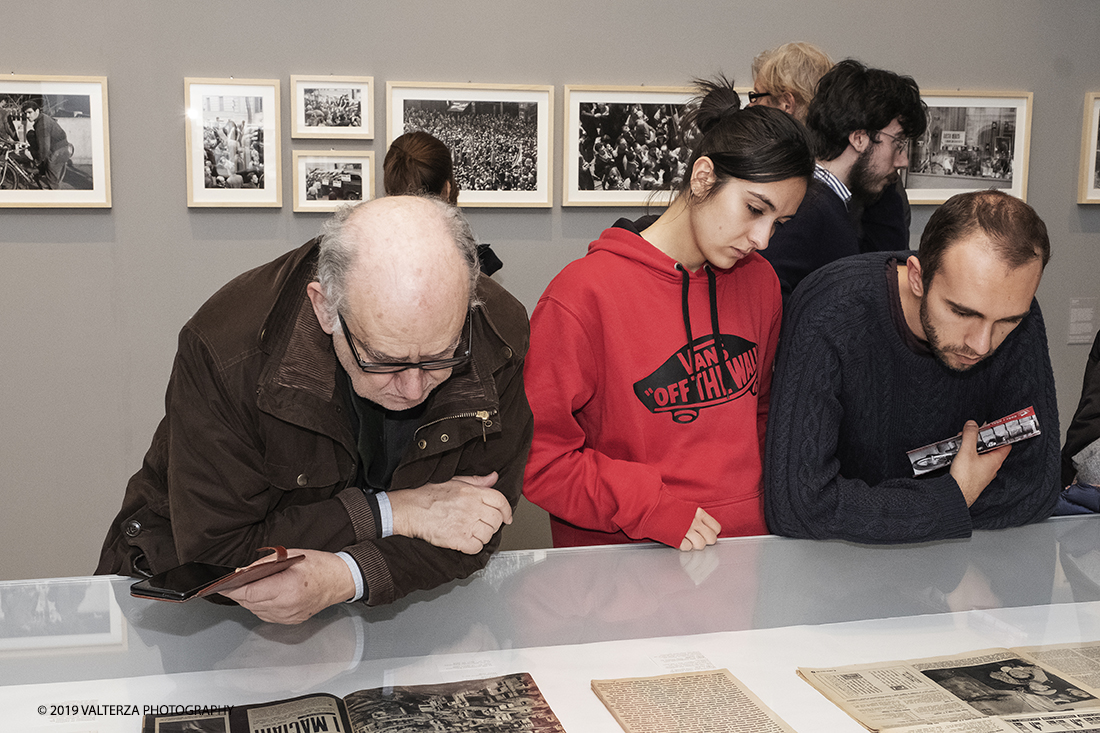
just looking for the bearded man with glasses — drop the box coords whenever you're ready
[759,59,927,304]
[97,195,532,624]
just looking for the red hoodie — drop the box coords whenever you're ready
[523,219,781,547]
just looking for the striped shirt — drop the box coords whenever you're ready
[814,164,851,209]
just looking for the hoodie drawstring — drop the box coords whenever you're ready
[676,263,733,393]
[675,263,693,346]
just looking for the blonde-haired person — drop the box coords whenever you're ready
[748,42,833,122]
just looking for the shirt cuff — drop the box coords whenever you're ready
[335,551,365,602]
[376,491,394,538]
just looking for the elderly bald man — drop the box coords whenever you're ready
[97,196,532,624]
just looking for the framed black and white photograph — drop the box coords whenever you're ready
[292,150,374,212]
[0,75,111,208]
[563,85,694,207]
[387,81,553,207]
[291,75,373,140]
[185,77,281,207]
[1078,92,1100,204]
[905,91,1032,205]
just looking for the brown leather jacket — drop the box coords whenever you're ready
[96,238,532,606]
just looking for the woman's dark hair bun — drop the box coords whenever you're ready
[674,73,814,200]
[687,75,742,137]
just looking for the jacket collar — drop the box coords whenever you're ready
[255,243,511,453]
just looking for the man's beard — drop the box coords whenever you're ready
[919,297,987,372]
[848,146,898,206]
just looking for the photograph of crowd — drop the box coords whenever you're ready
[199,95,266,190]
[575,100,689,193]
[908,105,1017,189]
[186,79,279,207]
[303,87,361,129]
[402,98,539,193]
[0,92,94,191]
[292,76,372,139]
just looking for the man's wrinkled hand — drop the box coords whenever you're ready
[951,420,1011,507]
[220,549,354,625]
[388,473,512,554]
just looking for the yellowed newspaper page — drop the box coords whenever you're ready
[888,719,1014,733]
[798,655,992,731]
[1016,640,1100,693]
[591,668,795,733]
[891,713,1100,733]
[999,709,1100,731]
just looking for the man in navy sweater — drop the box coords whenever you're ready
[761,60,927,302]
[764,190,1060,543]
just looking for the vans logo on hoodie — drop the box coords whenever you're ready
[633,333,758,424]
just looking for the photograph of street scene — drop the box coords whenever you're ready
[908,104,1017,190]
[304,161,363,202]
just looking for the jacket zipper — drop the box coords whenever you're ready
[416,409,498,442]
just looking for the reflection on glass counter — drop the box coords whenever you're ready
[0,516,1095,690]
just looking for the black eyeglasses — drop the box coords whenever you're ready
[337,310,472,374]
[747,91,772,104]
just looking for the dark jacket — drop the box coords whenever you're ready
[31,112,68,162]
[96,238,533,606]
[1063,332,1100,486]
[760,178,859,304]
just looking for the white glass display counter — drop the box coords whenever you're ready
[3,515,1100,731]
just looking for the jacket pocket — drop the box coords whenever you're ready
[114,504,180,576]
[262,457,345,492]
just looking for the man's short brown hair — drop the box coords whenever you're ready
[919,189,1051,290]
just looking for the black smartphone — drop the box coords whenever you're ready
[130,561,236,602]
[130,552,305,603]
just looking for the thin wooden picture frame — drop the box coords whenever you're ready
[563,85,694,207]
[387,81,553,207]
[1079,92,1100,204]
[905,91,1032,205]
[290,75,373,140]
[185,77,281,208]
[292,150,374,212]
[0,75,111,208]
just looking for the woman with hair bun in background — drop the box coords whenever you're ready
[523,78,813,550]
[383,130,503,275]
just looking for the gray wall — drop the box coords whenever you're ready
[2,1,1098,580]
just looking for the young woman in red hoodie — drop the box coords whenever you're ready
[523,79,814,550]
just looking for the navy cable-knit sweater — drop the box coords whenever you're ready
[764,251,1060,543]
